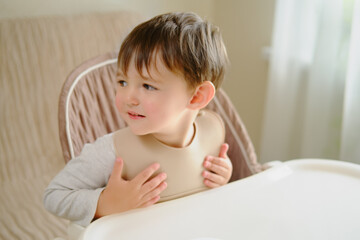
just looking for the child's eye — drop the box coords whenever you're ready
[118,80,127,87]
[143,84,157,91]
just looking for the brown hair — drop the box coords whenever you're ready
[118,12,228,90]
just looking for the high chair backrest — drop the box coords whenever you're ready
[58,53,262,182]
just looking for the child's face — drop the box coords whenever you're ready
[115,54,194,138]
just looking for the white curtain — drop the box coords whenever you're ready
[260,0,360,164]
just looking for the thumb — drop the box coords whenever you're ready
[109,157,124,181]
[219,143,229,158]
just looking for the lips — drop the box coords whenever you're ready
[127,111,145,120]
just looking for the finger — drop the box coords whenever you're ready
[203,178,221,188]
[218,143,229,158]
[141,172,167,194]
[202,170,225,186]
[109,157,124,182]
[133,162,160,185]
[204,162,228,177]
[204,157,231,176]
[139,195,161,208]
[141,181,167,204]
[206,155,232,169]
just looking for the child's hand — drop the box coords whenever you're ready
[95,157,167,219]
[202,143,232,188]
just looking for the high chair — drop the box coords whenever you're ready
[58,52,263,239]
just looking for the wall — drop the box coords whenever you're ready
[0,0,275,162]
[213,0,275,161]
[0,0,216,20]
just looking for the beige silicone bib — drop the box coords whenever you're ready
[113,110,225,202]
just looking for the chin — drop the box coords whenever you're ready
[128,127,150,136]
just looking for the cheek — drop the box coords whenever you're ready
[144,95,184,118]
[115,92,123,111]
[142,101,158,115]
[142,97,171,120]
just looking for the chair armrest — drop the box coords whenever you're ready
[262,160,283,170]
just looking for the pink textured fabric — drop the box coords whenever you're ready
[0,11,145,240]
[59,53,262,181]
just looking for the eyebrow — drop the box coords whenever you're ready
[143,74,162,84]
[116,69,162,84]
[116,71,125,78]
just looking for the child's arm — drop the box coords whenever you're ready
[202,143,233,188]
[94,157,167,218]
[43,134,167,226]
[44,134,121,226]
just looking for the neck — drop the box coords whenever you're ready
[152,110,198,148]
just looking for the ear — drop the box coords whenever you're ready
[187,81,215,110]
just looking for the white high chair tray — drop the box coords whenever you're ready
[80,159,360,240]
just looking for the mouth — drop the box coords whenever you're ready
[127,111,145,120]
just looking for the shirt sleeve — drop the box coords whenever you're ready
[43,133,116,227]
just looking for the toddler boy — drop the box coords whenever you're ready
[44,12,232,227]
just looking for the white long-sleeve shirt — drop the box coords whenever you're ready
[43,133,115,226]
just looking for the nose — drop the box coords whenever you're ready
[125,87,139,106]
